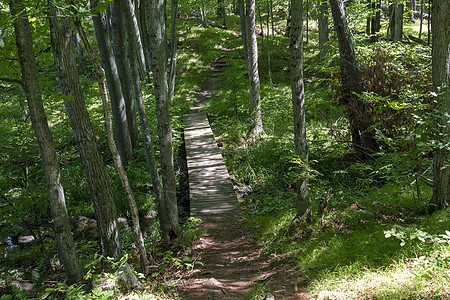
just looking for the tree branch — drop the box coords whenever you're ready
[0,77,22,84]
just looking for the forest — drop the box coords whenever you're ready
[0,0,449,298]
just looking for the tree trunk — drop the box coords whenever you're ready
[290,0,312,223]
[329,0,378,155]
[318,0,329,64]
[91,0,134,165]
[110,0,139,149]
[124,0,147,77]
[245,0,265,140]
[266,0,272,83]
[393,3,404,42]
[168,0,179,103]
[48,2,122,259]
[370,0,381,42]
[139,0,152,71]
[11,0,83,285]
[418,0,424,39]
[72,14,150,275]
[430,0,450,211]
[148,0,181,246]
[238,0,248,62]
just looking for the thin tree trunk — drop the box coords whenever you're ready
[148,0,181,246]
[290,0,312,223]
[266,0,272,83]
[418,0,424,39]
[91,0,134,165]
[168,0,179,103]
[430,0,450,211]
[72,15,150,275]
[139,0,152,71]
[48,2,122,259]
[124,0,146,77]
[246,0,265,140]
[238,0,248,62]
[11,0,83,285]
[318,0,329,64]
[110,0,139,149]
[427,0,430,45]
[305,0,309,44]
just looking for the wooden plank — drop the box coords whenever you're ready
[184,112,240,216]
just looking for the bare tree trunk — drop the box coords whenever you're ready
[72,15,150,275]
[290,0,312,223]
[329,0,378,155]
[168,0,179,102]
[124,0,147,77]
[238,0,248,62]
[139,0,152,71]
[266,0,272,83]
[110,0,139,149]
[148,0,181,246]
[418,0,424,39]
[318,0,329,64]
[48,2,122,259]
[393,3,404,42]
[246,0,265,140]
[91,0,133,165]
[430,0,450,211]
[11,0,83,284]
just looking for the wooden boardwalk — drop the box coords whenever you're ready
[184,112,240,216]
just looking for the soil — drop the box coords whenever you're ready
[178,56,310,299]
[178,213,309,299]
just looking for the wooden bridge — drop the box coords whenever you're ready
[183,112,240,216]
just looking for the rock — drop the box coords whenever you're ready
[72,216,97,239]
[203,277,223,288]
[264,293,275,300]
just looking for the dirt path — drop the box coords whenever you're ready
[179,213,308,299]
[178,56,309,299]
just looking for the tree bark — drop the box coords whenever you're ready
[245,0,265,140]
[329,0,378,155]
[72,14,150,275]
[110,0,139,149]
[290,0,312,223]
[318,0,329,64]
[124,0,147,77]
[148,0,181,246]
[393,3,404,42]
[430,0,450,211]
[48,2,122,259]
[238,0,248,62]
[11,0,83,285]
[91,0,134,165]
[168,0,179,103]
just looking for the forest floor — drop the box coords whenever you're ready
[178,55,310,299]
[179,213,309,299]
